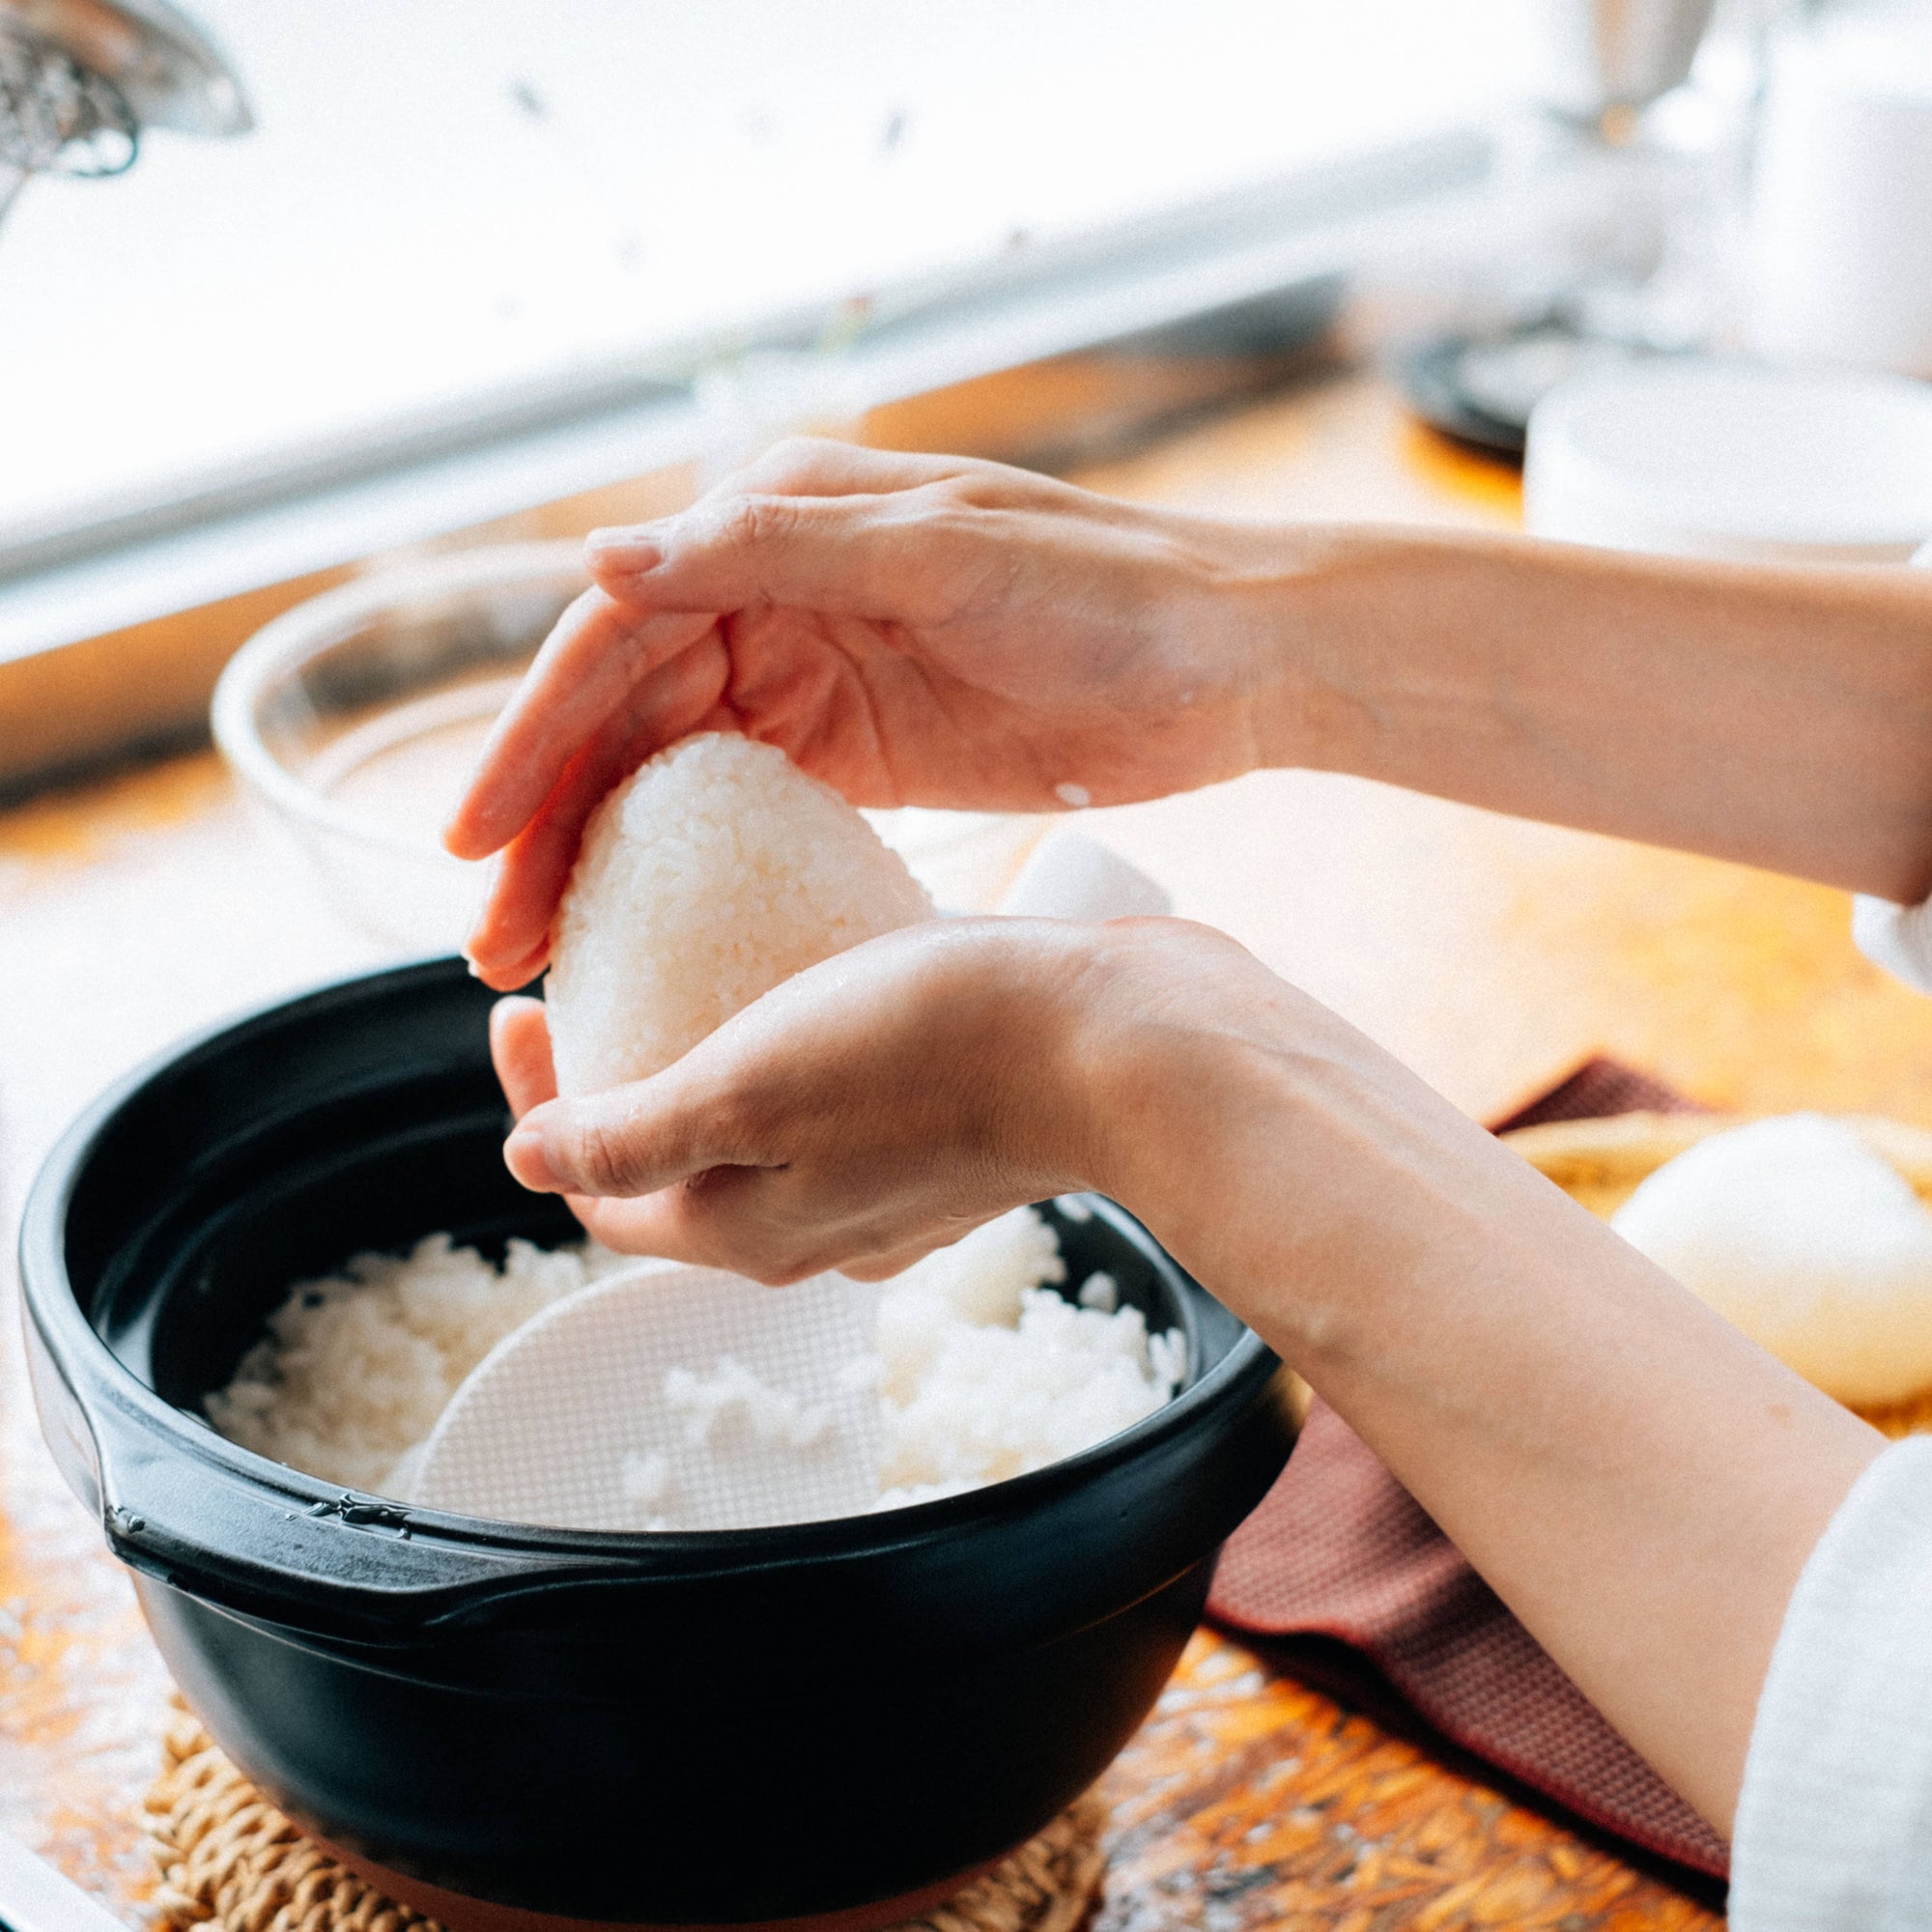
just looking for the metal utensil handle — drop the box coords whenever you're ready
[0,1832,128,1932]
[0,22,136,176]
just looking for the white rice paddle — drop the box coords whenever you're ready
[409,831,1169,1534]
[409,1263,884,1531]
[998,827,1171,922]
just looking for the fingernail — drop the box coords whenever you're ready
[504,1122,561,1192]
[584,527,662,574]
[463,932,498,981]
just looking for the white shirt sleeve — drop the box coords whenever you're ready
[1730,1436,1932,1930]
[1733,539,1932,1922]
[1852,541,1932,993]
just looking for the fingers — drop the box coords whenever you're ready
[490,976,943,1278]
[492,996,618,1240]
[584,486,963,628]
[489,997,557,1120]
[464,735,608,986]
[584,440,979,612]
[445,593,717,862]
[566,1179,963,1288]
[463,633,732,984]
[502,1057,753,1199]
[679,439,971,517]
[566,1172,820,1284]
[445,446,993,868]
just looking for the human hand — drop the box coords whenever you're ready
[447,439,1317,986]
[495,834,1886,1849]
[488,913,1282,1282]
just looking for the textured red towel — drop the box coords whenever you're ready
[1206,1058,1730,1880]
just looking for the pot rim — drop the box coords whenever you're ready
[20,956,1279,1586]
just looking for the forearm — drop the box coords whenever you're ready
[1236,528,1932,903]
[1084,987,1883,1834]
[505,894,1882,1833]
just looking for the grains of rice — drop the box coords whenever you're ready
[205,1208,1183,1516]
[1078,1271,1119,1313]
[546,733,933,1097]
[204,1235,639,1494]
[663,1357,838,1452]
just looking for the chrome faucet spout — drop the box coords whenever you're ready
[0,0,247,231]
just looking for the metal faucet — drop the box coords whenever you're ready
[0,0,248,227]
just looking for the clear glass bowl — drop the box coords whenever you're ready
[213,543,589,953]
[213,541,1045,954]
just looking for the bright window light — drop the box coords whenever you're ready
[0,0,1536,572]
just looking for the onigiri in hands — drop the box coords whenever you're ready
[545,733,934,1096]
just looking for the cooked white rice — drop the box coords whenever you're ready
[206,1208,1184,1514]
[546,733,933,1097]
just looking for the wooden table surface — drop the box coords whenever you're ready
[5,366,1928,1929]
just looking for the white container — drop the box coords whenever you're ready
[1523,358,1932,562]
[1747,7,1932,378]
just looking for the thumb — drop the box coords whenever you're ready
[503,1075,749,1199]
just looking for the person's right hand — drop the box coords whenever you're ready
[445,439,1320,986]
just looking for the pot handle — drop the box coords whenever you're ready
[91,1394,625,1640]
[24,1303,598,1638]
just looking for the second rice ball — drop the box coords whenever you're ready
[546,733,934,1096]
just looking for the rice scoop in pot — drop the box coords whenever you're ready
[546,733,934,1097]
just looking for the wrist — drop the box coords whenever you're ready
[1054,917,1527,1367]
[1203,524,1494,778]
[1075,999,1311,1342]
[1045,921,1325,1322]
[918,920,1157,1206]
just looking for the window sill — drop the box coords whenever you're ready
[0,124,1516,799]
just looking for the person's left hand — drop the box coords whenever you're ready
[490,917,1145,1280]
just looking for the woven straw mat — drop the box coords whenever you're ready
[146,1713,1106,1932]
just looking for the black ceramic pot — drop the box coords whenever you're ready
[19,958,1298,1931]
